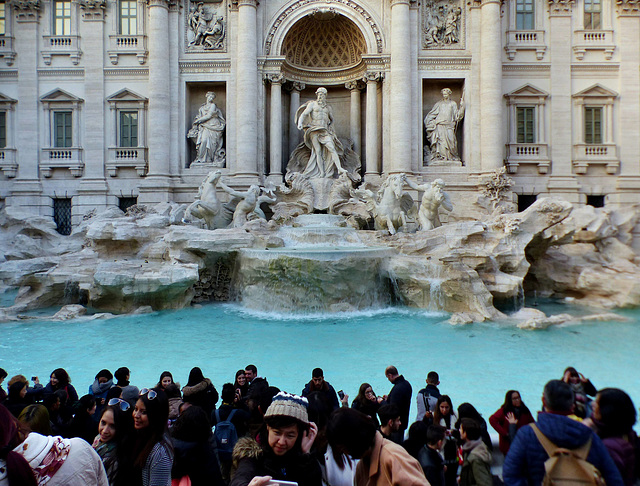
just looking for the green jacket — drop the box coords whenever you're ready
[459,440,493,486]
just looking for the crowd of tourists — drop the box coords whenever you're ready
[0,363,637,486]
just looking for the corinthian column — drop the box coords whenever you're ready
[267,74,284,178]
[364,72,381,177]
[288,82,305,156]
[479,0,503,171]
[234,0,259,177]
[388,0,412,174]
[345,81,363,156]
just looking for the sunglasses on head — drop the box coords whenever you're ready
[139,388,157,400]
[107,398,130,411]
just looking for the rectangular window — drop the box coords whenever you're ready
[584,107,602,144]
[516,107,535,144]
[119,0,137,35]
[0,2,6,36]
[53,198,72,235]
[54,0,71,36]
[516,0,534,30]
[54,111,72,148]
[119,111,138,147]
[0,111,6,149]
[584,0,601,30]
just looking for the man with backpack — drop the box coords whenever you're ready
[416,370,441,422]
[212,383,250,482]
[503,379,623,486]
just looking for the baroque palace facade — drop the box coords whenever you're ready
[0,0,639,231]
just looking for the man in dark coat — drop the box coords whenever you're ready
[301,367,340,410]
[384,365,412,443]
[503,379,624,486]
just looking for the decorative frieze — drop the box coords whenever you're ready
[37,68,85,76]
[178,60,231,74]
[417,57,471,70]
[422,0,463,49]
[186,1,226,51]
[104,68,149,76]
[616,0,640,15]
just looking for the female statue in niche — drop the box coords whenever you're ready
[424,87,465,162]
[188,91,226,166]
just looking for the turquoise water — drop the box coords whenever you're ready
[2,303,639,429]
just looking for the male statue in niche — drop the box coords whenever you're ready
[424,87,465,162]
[287,87,360,181]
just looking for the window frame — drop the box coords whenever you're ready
[119,110,139,148]
[515,0,534,30]
[53,0,72,36]
[119,0,137,35]
[516,106,535,144]
[0,2,6,37]
[584,0,601,30]
[584,106,603,145]
[53,110,73,148]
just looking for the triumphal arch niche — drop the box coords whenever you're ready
[263,1,385,180]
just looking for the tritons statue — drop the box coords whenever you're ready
[404,177,453,231]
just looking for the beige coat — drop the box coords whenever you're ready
[355,432,430,486]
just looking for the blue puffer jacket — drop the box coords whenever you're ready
[502,412,624,486]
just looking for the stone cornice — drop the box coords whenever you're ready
[417,57,471,70]
[616,0,640,15]
[104,68,150,76]
[502,64,550,73]
[548,0,574,15]
[390,0,410,6]
[237,0,257,7]
[178,60,231,74]
[0,70,19,78]
[147,0,169,8]
[37,68,85,76]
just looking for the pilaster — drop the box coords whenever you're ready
[547,0,580,200]
[612,1,640,202]
[233,0,259,179]
[479,0,503,172]
[388,0,412,174]
[77,0,108,212]
[140,0,172,203]
[10,0,43,213]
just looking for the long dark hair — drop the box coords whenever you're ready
[0,404,37,486]
[433,395,454,428]
[100,403,134,444]
[156,371,173,390]
[132,388,172,468]
[51,368,71,388]
[354,383,374,405]
[596,388,637,438]
[502,390,531,416]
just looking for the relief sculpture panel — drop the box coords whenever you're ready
[187,1,226,51]
[422,0,463,49]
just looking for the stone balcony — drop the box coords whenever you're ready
[573,143,619,175]
[0,148,17,178]
[42,35,82,65]
[505,143,550,174]
[40,147,84,178]
[0,36,16,66]
[107,35,148,65]
[573,30,615,60]
[505,30,546,61]
[106,147,147,177]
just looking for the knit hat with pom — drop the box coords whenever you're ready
[264,392,309,425]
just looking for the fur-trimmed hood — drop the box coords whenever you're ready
[232,437,262,464]
[182,378,212,397]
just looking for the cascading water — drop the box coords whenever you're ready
[232,215,394,312]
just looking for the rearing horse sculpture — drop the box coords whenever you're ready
[183,170,229,229]
[353,174,415,235]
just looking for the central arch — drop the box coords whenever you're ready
[265,0,385,79]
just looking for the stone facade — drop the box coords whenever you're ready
[0,0,639,227]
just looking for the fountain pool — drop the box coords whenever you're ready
[2,302,639,428]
